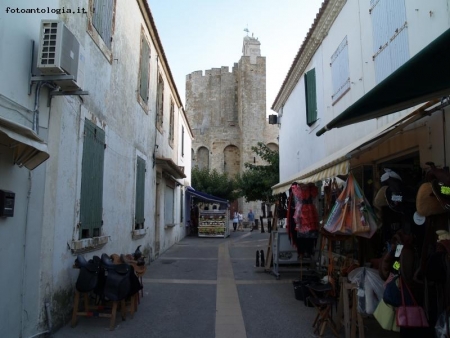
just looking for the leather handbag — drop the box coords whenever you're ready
[373,299,400,332]
[396,277,429,328]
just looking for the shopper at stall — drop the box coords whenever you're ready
[232,211,238,232]
[248,209,255,231]
[237,211,244,231]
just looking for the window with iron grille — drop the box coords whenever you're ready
[139,30,150,106]
[157,74,164,130]
[91,0,115,49]
[79,119,105,239]
[135,156,146,230]
[304,68,318,126]
[331,36,350,104]
[169,100,174,146]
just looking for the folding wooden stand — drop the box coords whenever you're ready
[71,290,137,330]
[336,277,365,338]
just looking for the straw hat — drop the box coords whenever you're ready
[416,182,446,217]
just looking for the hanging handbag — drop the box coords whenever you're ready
[373,299,399,331]
[324,173,378,238]
[396,277,429,328]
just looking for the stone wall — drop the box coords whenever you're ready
[186,37,278,214]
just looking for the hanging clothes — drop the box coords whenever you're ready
[291,183,319,237]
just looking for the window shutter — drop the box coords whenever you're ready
[92,0,114,48]
[139,37,150,103]
[164,185,174,224]
[331,36,350,103]
[79,119,105,238]
[135,156,146,229]
[305,68,317,126]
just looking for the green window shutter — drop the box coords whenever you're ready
[135,156,146,229]
[139,37,150,103]
[92,0,114,48]
[305,68,317,126]
[79,119,105,239]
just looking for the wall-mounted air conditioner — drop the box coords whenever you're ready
[37,20,85,91]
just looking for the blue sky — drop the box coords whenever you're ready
[148,0,323,115]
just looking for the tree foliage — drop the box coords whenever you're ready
[191,167,239,201]
[236,142,279,203]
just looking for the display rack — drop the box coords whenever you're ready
[198,210,230,238]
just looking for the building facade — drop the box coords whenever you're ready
[186,36,279,216]
[0,0,192,336]
[272,0,450,193]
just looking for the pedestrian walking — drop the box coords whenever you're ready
[237,211,244,231]
[248,209,255,232]
[232,211,238,232]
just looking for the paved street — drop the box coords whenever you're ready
[54,227,397,338]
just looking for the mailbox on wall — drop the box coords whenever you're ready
[0,190,15,217]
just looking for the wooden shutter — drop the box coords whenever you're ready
[139,36,150,103]
[92,0,114,48]
[331,36,350,103]
[135,156,146,229]
[370,0,409,83]
[164,185,174,224]
[305,68,317,126]
[79,119,105,238]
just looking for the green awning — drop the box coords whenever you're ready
[317,28,450,136]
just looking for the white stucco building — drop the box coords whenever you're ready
[0,0,192,336]
[272,0,450,194]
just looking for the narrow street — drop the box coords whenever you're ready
[54,227,395,338]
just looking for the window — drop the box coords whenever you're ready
[164,183,174,225]
[156,74,164,131]
[79,119,105,239]
[181,126,185,157]
[370,0,409,83]
[88,0,116,60]
[138,29,151,107]
[304,68,317,126]
[135,156,146,230]
[169,100,174,146]
[331,36,350,104]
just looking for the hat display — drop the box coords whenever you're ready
[373,186,388,210]
[431,179,450,211]
[385,186,404,213]
[381,168,402,183]
[416,182,446,217]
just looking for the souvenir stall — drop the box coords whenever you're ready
[184,187,230,237]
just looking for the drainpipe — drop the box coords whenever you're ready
[32,82,55,134]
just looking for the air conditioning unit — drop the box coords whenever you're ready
[37,20,85,91]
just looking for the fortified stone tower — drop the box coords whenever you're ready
[186,36,278,217]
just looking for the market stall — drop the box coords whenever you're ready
[184,187,230,237]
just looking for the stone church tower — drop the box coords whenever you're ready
[185,36,278,217]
